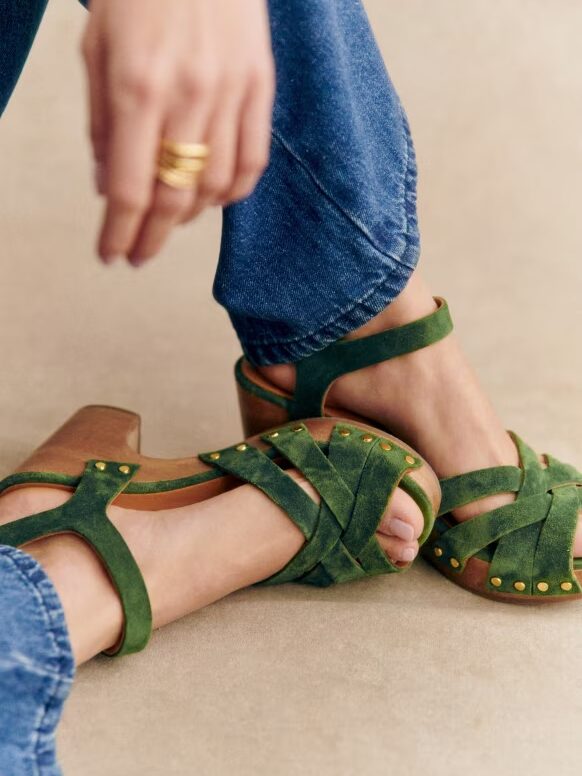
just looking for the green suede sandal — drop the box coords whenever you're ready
[425,434,582,602]
[0,405,440,657]
[235,298,582,603]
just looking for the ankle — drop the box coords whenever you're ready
[26,534,124,664]
[257,270,437,396]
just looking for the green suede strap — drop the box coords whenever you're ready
[200,422,427,587]
[430,432,582,597]
[439,467,521,515]
[290,298,453,419]
[0,461,152,656]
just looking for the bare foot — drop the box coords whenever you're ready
[258,271,582,556]
[0,466,423,664]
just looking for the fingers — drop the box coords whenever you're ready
[221,65,274,205]
[81,26,109,195]
[127,75,215,264]
[181,77,246,222]
[182,57,275,222]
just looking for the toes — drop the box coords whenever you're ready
[376,534,419,566]
[377,488,424,542]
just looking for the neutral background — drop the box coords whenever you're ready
[1,2,581,775]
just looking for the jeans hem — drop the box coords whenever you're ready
[239,237,418,365]
[0,546,75,775]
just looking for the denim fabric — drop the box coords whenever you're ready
[216,0,420,364]
[0,0,49,116]
[1,0,420,365]
[0,546,75,776]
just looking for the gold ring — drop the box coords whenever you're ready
[156,139,210,190]
[160,139,210,159]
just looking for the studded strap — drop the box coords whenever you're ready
[430,433,582,597]
[0,460,152,656]
[200,422,430,587]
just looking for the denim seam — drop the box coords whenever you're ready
[1,548,73,775]
[237,146,416,353]
[398,103,410,239]
[270,129,415,269]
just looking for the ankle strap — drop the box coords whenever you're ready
[291,297,453,419]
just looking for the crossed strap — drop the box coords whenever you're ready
[431,433,582,597]
[200,423,428,587]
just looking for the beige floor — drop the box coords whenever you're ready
[1,2,581,774]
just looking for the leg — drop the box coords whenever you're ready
[215,2,582,559]
[214,0,419,365]
[0,467,425,665]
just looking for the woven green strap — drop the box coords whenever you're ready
[290,298,453,419]
[200,422,427,587]
[432,433,582,597]
[0,461,152,656]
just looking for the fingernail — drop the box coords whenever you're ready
[101,255,120,265]
[401,547,417,563]
[129,257,146,268]
[388,518,414,542]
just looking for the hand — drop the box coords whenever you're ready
[81,0,275,266]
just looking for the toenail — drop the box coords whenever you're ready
[388,518,415,542]
[401,547,417,563]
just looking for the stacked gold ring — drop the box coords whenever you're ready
[157,139,210,190]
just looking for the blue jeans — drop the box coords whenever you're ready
[0,0,419,766]
[1,0,420,365]
[0,546,74,775]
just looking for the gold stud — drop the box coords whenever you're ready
[561,581,573,592]
[94,461,106,471]
[209,452,221,461]
[361,434,374,443]
[338,429,351,438]
[236,444,248,452]
[536,581,549,593]
[268,431,279,439]
[292,426,304,433]
[434,547,443,558]
[490,577,503,588]
[380,442,392,452]
[450,557,460,569]
[513,581,526,592]
[405,455,416,466]
[118,465,131,475]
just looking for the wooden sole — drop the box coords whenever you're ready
[7,405,441,518]
[237,358,367,437]
[423,549,582,604]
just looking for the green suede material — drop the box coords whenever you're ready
[263,426,376,585]
[265,426,355,525]
[200,422,433,587]
[439,467,521,515]
[291,298,454,419]
[233,298,454,420]
[0,461,152,656]
[429,432,582,597]
[531,487,581,594]
[199,443,321,541]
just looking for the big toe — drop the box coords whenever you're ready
[376,487,424,566]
